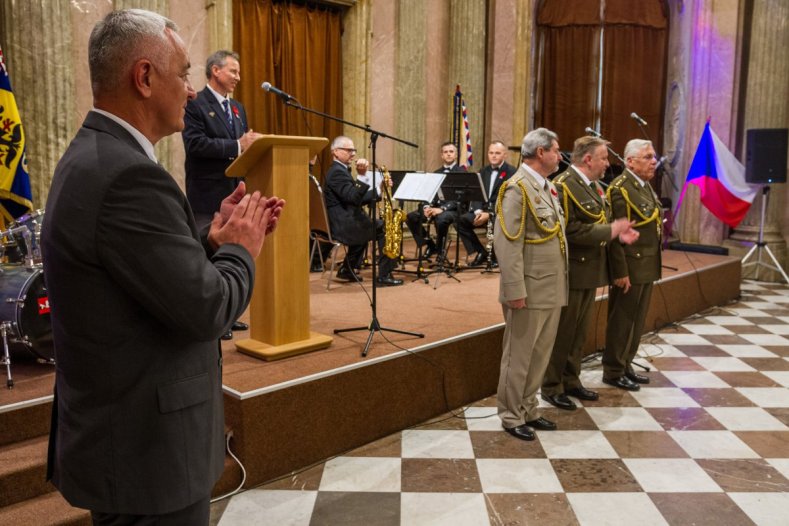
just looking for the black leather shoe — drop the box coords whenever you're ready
[603,376,641,391]
[503,424,535,441]
[336,268,363,282]
[232,321,248,331]
[376,276,403,287]
[423,242,438,259]
[626,369,650,384]
[470,252,487,267]
[221,330,233,341]
[525,416,557,431]
[541,392,577,411]
[566,386,599,401]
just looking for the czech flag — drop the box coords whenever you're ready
[679,122,758,228]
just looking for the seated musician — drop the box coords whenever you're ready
[405,142,465,260]
[323,136,403,287]
[456,140,515,267]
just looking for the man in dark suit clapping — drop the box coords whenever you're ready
[43,9,284,524]
[183,49,262,338]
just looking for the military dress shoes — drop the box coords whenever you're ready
[221,330,233,341]
[232,321,248,331]
[525,416,557,431]
[626,369,650,384]
[336,268,363,282]
[566,386,599,401]
[603,375,641,391]
[503,424,535,441]
[541,392,577,411]
[376,275,404,287]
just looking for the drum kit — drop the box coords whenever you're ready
[0,209,52,389]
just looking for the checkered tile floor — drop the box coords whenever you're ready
[211,281,789,525]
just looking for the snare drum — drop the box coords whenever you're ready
[5,209,45,265]
[0,266,54,361]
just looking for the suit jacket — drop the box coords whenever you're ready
[183,87,249,215]
[494,166,568,309]
[43,112,255,515]
[324,160,377,246]
[607,169,662,284]
[554,167,612,289]
[470,161,515,213]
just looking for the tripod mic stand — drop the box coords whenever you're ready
[271,97,424,356]
[741,185,789,285]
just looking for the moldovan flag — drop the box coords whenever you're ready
[679,122,758,228]
[0,45,33,224]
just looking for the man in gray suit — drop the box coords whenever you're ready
[541,136,638,410]
[42,9,284,524]
[494,128,567,441]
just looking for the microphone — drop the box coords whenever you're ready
[261,82,294,102]
[630,112,648,126]
[585,127,602,137]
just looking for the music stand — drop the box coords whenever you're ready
[432,172,486,288]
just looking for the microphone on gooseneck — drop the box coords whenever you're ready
[585,127,602,137]
[260,82,294,102]
[630,112,648,126]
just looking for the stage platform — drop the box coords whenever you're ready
[0,248,741,520]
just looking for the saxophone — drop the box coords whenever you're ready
[381,166,406,259]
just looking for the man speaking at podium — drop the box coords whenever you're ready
[183,49,263,339]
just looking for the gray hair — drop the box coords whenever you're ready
[89,9,177,94]
[205,50,240,79]
[331,136,353,150]
[623,139,653,160]
[571,136,609,164]
[521,127,558,158]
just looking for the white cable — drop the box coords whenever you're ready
[210,432,248,503]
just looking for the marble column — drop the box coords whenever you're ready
[0,0,75,208]
[509,0,535,162]
[447,0,486,167]
[206,0,233,53]
[725,0,789,282]
[341,0,372,158]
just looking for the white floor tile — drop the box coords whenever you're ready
[579,369,607,388]
[740,282,767,291]
[740,333,789,346]
[682,324,734,335]
[476,458,563,493]
[637,343,688,358]
[726,308,769,317]
[657,333,711,345]
[766,459,789,479]
[668,430,760,458]
[691,356,756,372]
[401,430,475,459]
[765,295,789,303]
[737,387,789,408]
[537,430,618,459]
[778,316,789,324]
[630,388,700,408]
[740,301,780,311]
[706,316,754,326]
[661,370,731,388]
[567,492,668,526]
[218,489,317,526]
[762,371,789,387]
[401,492,490,526]
[761,324,789,335]
[585,407,663,431]
[318,456,401,492]
[729,492,789,526]
[717,345,777,358]
[623,458,722,492]
[705,407,788,431]
[461,406,502,431]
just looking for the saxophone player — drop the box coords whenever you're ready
[323,136,403,286]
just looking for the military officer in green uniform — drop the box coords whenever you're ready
[541,136,638,410]
[603,139,662,391]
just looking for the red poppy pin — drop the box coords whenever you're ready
[499,169,507,179]
[597,188,604,197]
[550,187,557,197]
[232,106,240,118]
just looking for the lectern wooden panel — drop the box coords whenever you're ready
[226,135,332,360]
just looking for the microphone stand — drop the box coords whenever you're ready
[276,97,424,357]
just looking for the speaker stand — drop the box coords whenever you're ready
[741,185,789,285]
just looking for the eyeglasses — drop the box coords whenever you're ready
[337,147,357,153]
[633,154,657,161]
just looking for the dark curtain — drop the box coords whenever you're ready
[233,0,343,174]
[536,0,668,189]
[536,0,601,149]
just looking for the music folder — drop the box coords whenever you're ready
[393,172,446,202]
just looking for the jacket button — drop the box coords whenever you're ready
[580,257,585,262]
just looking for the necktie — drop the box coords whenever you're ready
[590,182,600,202]
[222,99,234,129]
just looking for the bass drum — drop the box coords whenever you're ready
[0,266,54,362]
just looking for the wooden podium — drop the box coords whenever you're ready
[226,135,332,360]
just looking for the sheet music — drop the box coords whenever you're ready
[357,170,383,196]
[393,172,446,202]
